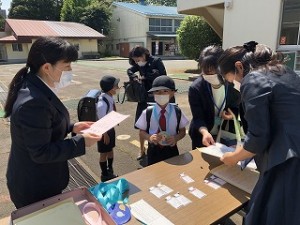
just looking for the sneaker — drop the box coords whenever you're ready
[136,152,146,160]
[101,173,118,182]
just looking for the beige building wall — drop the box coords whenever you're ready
[67,39,98,58]
[5,43,29,62]
[177,0,283,50]
[112,6,148,41]
[223,0,282,49]
[2,38,99,62]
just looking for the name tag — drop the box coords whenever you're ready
[214,117,222,126]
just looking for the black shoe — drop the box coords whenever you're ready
[136,152,146,160]
[107,167,114,175]
[101,173,118,182]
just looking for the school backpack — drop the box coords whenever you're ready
[77,89,110,122]
[146,104,182,133]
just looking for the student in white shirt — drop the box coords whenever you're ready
[135,76,189,165]
[97,75,119,182]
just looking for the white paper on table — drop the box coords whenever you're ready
[204,175,226,190]
[188,187,206,199]
[130,199,174,225]
[149,186,166,198]
[81,111,129,136]
[174,194,192,206]
[165,196,182,209]
[158,184,173,194]
[180,173,195,183]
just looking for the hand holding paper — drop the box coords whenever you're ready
[81,111,129,136]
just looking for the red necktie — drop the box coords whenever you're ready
[159,109,166,131]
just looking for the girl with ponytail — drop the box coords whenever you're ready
[219,41,300,225]
[6,37,101,208]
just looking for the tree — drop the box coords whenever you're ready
[177,16,222,60]
[60,0,88,22]
[147,0,176,6]
[9,0,62,20]
[0,15,5,31]
[60,0,76,21]
[80,2,111,34]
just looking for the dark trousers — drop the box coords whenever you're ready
[147,143,179,165]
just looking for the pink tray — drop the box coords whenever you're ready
[11,187,116,225]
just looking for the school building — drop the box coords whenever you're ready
[0,19,105,63]
[177,0,300,72]
[110,1,185,57]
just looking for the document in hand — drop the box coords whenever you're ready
[82,111,129,136]
[199,143,257,170]
[199,143,234,158]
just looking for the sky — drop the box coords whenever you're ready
[1,0,11,14]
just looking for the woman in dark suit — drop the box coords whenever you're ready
[188,45,240,149]
[220,41,300,225]
[4,37,101,208]
[127,46,167,159]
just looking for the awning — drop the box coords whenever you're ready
[0,35,17,43]
[148,33,177,38]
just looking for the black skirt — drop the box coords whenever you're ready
[245,157,300,225]
[147,143,179,165]
[97,128,115,153]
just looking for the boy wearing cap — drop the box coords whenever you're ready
[135,76,189,165]
[97,75,119,182]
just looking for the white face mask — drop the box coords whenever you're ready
[154,94,169,106]
[54,71,73,89]
[202,74,221,86]
[137,61,147,67]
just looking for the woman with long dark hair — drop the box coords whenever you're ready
[5,37,101,208]
[219,41,300,225]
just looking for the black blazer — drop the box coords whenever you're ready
[127,55,167,92]
[6,73,85,208]
[188,76,240,149]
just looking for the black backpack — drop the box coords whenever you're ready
[146,104,182,133]
[77,89,109,122]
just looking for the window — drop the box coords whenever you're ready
[149,18,172,32]
[279,0,300,45]
[12,43,23,52]
[174,20,182,32]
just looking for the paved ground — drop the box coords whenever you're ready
[0,59,243,224]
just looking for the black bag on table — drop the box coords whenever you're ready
[123,80,147,103]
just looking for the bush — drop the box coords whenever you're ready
[177,16,222,60]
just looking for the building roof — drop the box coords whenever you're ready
[112,2,185,18]
[2,19,105,41]
[0,35,17,42]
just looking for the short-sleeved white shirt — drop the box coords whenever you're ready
[135,103,189,135]
[96,93,115,119]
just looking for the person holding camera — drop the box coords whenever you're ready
[127,46,167,160]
